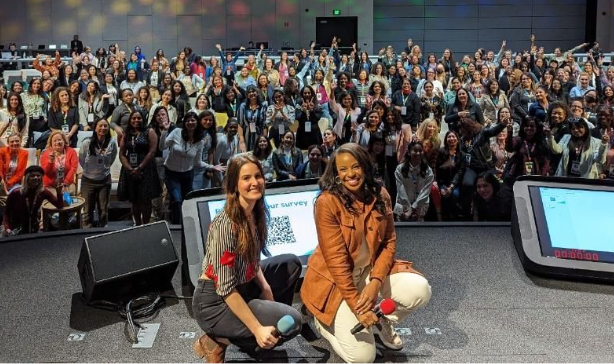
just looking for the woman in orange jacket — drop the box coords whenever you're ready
[0,134,29,195]
[300,143,431,363]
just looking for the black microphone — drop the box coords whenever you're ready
[350,298,396,335]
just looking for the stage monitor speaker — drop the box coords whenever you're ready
[78,221,179,303]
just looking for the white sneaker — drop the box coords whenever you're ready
[374,318,403,350]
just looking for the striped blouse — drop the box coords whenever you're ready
[202,210,260,296]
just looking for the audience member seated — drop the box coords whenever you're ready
[296,144,327,179]
[272,131,302,181]
[473,171,511,222]
[0,134,29,198]
[40,131,79,196]
[394,141,434,222]
[2,165,63,236]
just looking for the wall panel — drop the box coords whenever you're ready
[0,0,588,59]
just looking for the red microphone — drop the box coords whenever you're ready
[350,298,396,334]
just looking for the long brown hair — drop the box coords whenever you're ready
[223,153,269,262]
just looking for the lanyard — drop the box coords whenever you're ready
[524,141,535,160]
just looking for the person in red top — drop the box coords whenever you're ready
[2,165,64,236]
[0,134,29,195]
[39,131,79,196]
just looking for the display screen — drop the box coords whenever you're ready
[197,190,320,259]
[529,186,614,264]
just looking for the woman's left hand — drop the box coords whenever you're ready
[356,279,381,314]
[260,285,275,301]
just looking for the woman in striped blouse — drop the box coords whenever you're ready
[192,153,302,363]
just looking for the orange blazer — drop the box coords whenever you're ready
[0,147,29,189]
[300,188,419,326]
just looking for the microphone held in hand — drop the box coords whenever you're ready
[272,314,296,337]
[350,299,396,335]
[255,315,296,353]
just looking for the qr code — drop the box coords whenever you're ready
[267,216,296,246]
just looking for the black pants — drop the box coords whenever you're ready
[192,254,303,351]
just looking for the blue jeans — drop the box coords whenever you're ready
[164,167,194,224]
[192,166,212,190]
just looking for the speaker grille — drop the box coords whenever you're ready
[86,222,177,282]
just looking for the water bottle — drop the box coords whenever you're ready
[63,191,73,206]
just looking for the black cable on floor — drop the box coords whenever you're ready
[84,293,193,344]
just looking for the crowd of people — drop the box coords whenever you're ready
[1,34,613,236]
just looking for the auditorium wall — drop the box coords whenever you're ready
[0,0,373,56]
[0,0,597,58]
[374,0,587,57]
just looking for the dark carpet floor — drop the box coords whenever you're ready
[1,223,614,363]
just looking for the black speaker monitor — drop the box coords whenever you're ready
[78,221,179,303]
[512,176,614,283]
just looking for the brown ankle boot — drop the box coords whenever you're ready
[193,334,227,363]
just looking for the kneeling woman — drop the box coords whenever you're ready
[301,143,432,363]
[192,153,302,363]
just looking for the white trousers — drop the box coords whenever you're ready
[315,269,431,363]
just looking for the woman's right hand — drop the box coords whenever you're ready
[254,325,279,349]
[357,310,380,331]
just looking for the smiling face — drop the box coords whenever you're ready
[570,100,584,118]
[197,96,209,110]
[155,109,169,126]
[457,89,468,104]
[476,177,494,200]
[257,136,268,150]
[31,79,41,92]
[8,135,21,150]
[95,120,109,138]
[570,122,586,138]
[523,120,536,139]
[161,90,172,104]
[335,152,364,195]
[409,143,424,164]
[323,129,336,144]
[550,107,566,124]
[184,115,198,131]
[51,133,66,152]
[130,112,143,129]
[308,147,323,164]
[446,132,458,148]
[282,131,294,148]
[26,171,43,189]
[226,122,238,137]
[367,112,380,127]
[237,162,265,206]
[8,95,19,110]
